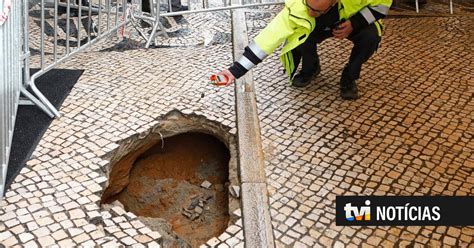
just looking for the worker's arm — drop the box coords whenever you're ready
[218,7,295,85]
[227,41,269,80]
[349,0,392,33]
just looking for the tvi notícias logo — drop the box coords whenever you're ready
[344,200,441,222]
[344,200,371,221]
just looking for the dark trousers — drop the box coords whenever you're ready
[294,6,381,81]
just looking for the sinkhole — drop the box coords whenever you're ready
[100,111,239,247]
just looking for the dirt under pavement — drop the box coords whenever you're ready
[113,132,231,247]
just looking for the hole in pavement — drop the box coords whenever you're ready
[100,111,239,247]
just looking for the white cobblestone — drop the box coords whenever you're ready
[18,232,35,243]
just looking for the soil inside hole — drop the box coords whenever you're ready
[116,132,230,247]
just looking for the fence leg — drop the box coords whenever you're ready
[449,0,453,14]
[20,88,56,118]
[28,79,61,118]
[145,0,167,48]
[415,0,419,13]
[146,20,159,47]
[1,163,7,199]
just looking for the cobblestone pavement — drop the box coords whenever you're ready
[1,3,473,247]
[390,0,474,16]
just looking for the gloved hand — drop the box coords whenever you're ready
[216,69,236,86]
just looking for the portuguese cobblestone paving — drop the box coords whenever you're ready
[1,2,473,247]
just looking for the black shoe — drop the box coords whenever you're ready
[292,73,313,87]
[291,63,321,88]
[340,78,359,100]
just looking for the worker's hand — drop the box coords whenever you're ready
[217,69,235,86]
[332,20,353,39]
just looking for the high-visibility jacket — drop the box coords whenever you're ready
[228,0,392,82]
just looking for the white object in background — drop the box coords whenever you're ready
[0,0,12,26]
[202,28,214,46]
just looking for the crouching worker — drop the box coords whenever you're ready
[217,0,391,100]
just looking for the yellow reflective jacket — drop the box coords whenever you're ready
[253,0,392,82]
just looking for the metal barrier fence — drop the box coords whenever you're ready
[23,0,285,118]
[415,0,453,14]
[1,0,22,200]
[0,0,133,201]
[22,0,132,118]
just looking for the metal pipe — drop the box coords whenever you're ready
[66,0,70,54]
[20,88,55,118]
[107,0,111,31]
[40,0,45,69]
[98,0,102,35]
[136,1,283,18]
[28,80,62,117]
[88,0,92,42]
[78,0,82,48]
[115,0,119,31]
[57,2,102,12]
[128,11,149,41]
[122,0,127,36]
[1,12,5,185]
[145,0,160,47]
[23,0,31,87]
[149,0,154,15]
[54,0,58,61]
[4,1,11,155]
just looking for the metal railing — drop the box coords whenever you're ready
[1,0,22,200]
[415,0,454,14]
[22,0,132,118]
[0,0,135,201]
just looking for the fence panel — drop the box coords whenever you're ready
[1,0,22,201]
[22,0,132,118]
